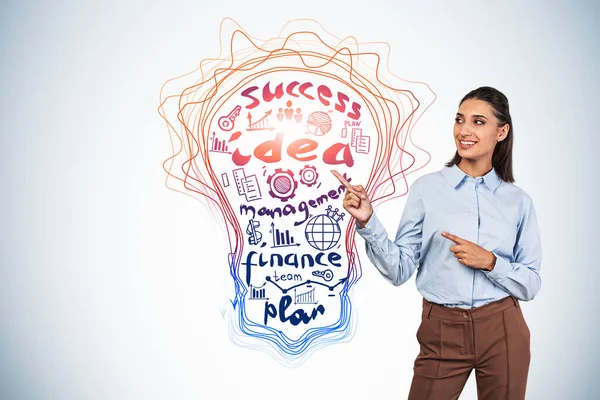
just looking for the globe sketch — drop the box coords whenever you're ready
[305,214,342,251]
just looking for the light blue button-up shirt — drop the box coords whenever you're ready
[356,164,542,308]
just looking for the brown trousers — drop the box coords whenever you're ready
[408,296,531,400]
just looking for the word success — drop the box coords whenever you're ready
[241,81,361,120]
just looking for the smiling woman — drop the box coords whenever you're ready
[447,86,514,183]
[333,86,542,400]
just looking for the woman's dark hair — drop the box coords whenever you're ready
[444,86,515,183]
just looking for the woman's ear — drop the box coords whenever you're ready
[498,124,510,141]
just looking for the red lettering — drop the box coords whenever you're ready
[239,82,360,120]
[231,133,354,166]
[317,85,332,107]
[232,149,252,166]
[263,82,285,102]
[241,86,260,109]
[299,82,315,100]
[285,81,300,97]
[323,143,354,167]
[335,92,349,113]
[287,139,318,161]
[254,132,283,163]
[348,102,361,120]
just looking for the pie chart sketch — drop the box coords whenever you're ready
[306,111,332,136]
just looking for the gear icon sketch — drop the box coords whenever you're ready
[266,168,298,202]
[299,165,319,187]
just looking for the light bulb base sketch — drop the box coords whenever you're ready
[158,18,435,365]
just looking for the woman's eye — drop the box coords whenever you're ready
[475,120,484,125]
[455,118,462,123]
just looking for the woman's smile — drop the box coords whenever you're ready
[459,140,477,149]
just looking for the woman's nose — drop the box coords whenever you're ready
[460,124,472,137]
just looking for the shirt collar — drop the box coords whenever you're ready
[441,164,502,192]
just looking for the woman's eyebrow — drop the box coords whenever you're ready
[456,112,488,120]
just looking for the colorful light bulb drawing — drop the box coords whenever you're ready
[159,19,434,365]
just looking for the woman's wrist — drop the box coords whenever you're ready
[357,210,373,229]
[484,252,497,271]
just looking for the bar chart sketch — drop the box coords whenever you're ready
[270,222,300,248]
[249,283,267,300]
[209,132,231,154]
[294,286,317,304]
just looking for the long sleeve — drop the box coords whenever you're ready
[355,180,425,286]
[483,194,542,301]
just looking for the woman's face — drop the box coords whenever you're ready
[453,98,508,163]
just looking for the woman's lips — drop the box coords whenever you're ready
[459,140,477,149]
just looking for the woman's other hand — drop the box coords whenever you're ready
[331,170,373,228]
[441,232,497,271]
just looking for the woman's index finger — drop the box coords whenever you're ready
[441,232,466,244]
[330,169,354,192]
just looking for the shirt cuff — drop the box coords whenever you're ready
[355,212,384,245]
[483,252,510,282]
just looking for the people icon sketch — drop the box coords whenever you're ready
[294,108,302,123]
[284,100,294,120]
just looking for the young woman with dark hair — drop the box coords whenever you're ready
[332,86,542,400]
